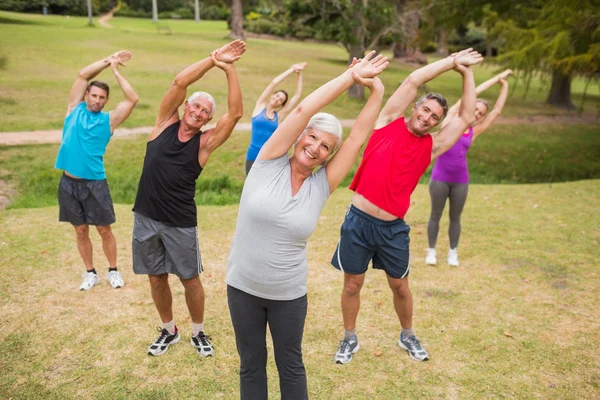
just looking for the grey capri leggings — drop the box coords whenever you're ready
[427,179,469,249]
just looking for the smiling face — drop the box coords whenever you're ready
[85,86,109,113]
[407,99,445,136]
[269,90,288,109]
[293,128,339,170]
[473,100,489,124]
[182,97,213,130]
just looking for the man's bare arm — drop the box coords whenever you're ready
[109,59,139,132]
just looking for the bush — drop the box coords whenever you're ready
[420,41,437,53]
[199,5,229,21]
[244,18,287,37]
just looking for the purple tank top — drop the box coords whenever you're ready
[431,126,473,183]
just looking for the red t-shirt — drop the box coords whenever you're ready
[349,116,433,219]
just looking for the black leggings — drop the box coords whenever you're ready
[227,285,308,400]
[427,179,469,249]
[245,159,255,176]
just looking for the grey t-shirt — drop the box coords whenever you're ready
[226,155,331,301]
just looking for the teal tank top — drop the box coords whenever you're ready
[55,102,112,180]
[246,108,278,161]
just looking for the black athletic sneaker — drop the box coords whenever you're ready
[147,326,180,356]
[190,331,215,357]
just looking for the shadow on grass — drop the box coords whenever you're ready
[0,16,44,25]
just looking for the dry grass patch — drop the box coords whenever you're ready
[0,180,599,399]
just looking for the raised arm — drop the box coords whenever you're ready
[442,68,512,129]
[430,63,478,159]
[198,47,246,166]
[258,51,388,161]
[472,74,511,139]
[278,63,307,120]
[326,74,385,192]
[109,59,139,132]
[67,50,131,115]
[376,48,481,129]
[252,62,305,117]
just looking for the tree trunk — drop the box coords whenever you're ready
[393,41,408,58]
[152,0,158,22]
[194,0,200,23]
[347,44,366,100]
[547,70,575,110]
[86,0,93,25]
[229,0,246,40]
[436,29,448,56]
[485,41,493,57]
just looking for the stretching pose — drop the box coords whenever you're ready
[55,51,139,291]
[132,40,246,357]
[227,52,388,399]
[246,62,307,175]
[331,49,483,364]
[426,69,512,267]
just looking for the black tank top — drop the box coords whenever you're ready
[133,121,203,227]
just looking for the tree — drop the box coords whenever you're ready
[489,0,599,110]
[229,0,245,39]
[152,0,158,22]
[87,0,93,25]
[194,0,200,22]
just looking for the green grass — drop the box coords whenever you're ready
[0,10,599,132]
[1,180,599,399]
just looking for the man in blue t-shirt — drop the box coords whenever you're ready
[55,50,139,291]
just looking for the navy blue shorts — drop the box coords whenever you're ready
[331,204,411,279]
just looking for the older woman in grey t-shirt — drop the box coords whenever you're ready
[226,52,388,400]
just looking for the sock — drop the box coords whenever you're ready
[344,329,356,341]
[402,328,415,338]
[163,320,176,334]
[87,268,97,275]
[109,267,118,272]
[192,322,205,336]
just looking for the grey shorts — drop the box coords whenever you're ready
[331,204,411,279]
[132,212,203,279]
[58,173,116,226]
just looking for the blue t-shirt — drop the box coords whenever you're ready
[55,102,112,180]
[246,108,278,161]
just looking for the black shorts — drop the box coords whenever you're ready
[58,173,116,226]
[331,204,411,279]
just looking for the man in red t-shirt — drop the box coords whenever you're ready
[332,48,483,364]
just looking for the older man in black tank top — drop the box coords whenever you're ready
[132,40,246,357]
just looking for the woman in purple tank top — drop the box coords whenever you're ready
[425,69,512,267]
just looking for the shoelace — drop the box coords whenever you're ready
[405,336,421,350]
[154,327,170,344]
[338,339,351,354]
[195,333,213,347]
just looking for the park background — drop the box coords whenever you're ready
[0,0,599,398]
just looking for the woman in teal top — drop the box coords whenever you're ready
[246,62,307,174]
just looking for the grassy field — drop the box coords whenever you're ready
[1,122,599,208]
[1,180,599,399]
[0,11,599,132]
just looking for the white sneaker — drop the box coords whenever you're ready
[108,270,125,289]
[447,249,459,267]
[79,271,99,291]
[425,248,437,265]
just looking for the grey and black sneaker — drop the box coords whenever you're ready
[191,331,215,357]
[398,332,429,361]
[334,336,360,364]
[147,326,180,356]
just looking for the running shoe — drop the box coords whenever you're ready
[191,331,215,357]
[147,326,180,356]
[334,336,360,364]
[447,248,459,267]
[79,271,99,291]
[107,270,124,289]
[425,248,437,265]
[398,332,429,361]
